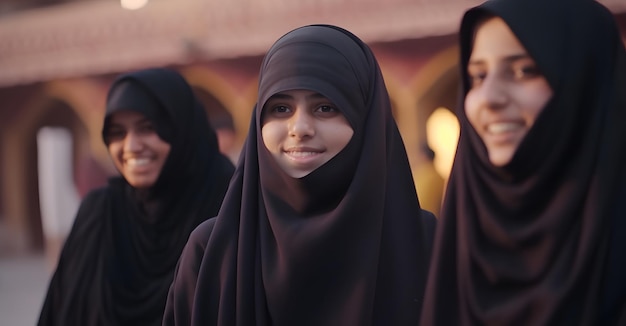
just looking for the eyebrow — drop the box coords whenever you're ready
[268,92,327,101]
[467,53,532,66]
[109,116,152,127]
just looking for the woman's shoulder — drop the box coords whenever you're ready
[162,218,217,326]
[70,187,106,218]
[79,178,127,207]
[186,217,217,251]
[81,186,110,203]
[76,177,129,212]
[69,184,118,233]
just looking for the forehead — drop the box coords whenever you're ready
[108,110,149,125]
[470,16,528,60]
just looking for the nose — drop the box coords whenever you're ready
[123,130,143,152]
[288,109,314,139]
[475,74,508,109]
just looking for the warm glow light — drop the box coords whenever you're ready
[426,107,460,180]
[121,0,148,10]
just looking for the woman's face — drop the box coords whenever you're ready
[465,16,553,166]
[106,110,171,188]
[261,89,354,178]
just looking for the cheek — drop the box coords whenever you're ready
[148,135,171,156]
[158,143,172,160]
[261,122,281,152]
[107,143,121,160]
[463,91,482,130]
[323,121,354,150]
[107,143,125,174]
[521,84,553,123]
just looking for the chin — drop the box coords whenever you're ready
[488,152,514,167]
[126,178,157,189]
[286,170,313,179]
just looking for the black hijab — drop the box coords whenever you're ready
[421,0,626,324]
[38,68,235,325]
[166,25,435,326]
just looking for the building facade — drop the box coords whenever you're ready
[1,0,625,261]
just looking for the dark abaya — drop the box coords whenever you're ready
[163,25,437,326]
[421,0,626,325]
[38,68,235,326]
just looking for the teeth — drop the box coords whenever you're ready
[287,151,317,157]
[126,158,150,166]
[487,123,520,134]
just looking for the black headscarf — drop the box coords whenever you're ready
[421,0,626,325]
[163,25,436,326]
[38,68,235,325]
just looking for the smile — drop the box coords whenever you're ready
[486,122,522,134]
[285,151,320,157]
[283,148,324,164]
[125,158,152,167]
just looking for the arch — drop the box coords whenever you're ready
[191,86,240,163]
[43,78,115,174]
[405,45,460,216]
[409,45,460,144]
[1,79,110,251]
[191,87,235,129]
[180,66,258,148]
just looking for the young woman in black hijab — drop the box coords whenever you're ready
[163,24,437,326]
[38,68,235,326]
[421,0,626,324]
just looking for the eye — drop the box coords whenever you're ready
[273,105,291,114]
[106,127,126,141]
[137,122,156,134]
[261,101,292,124]
[512,62,542,80]
[467,66,487,88]
[264,104,293,119]
[469,74,486,87]
[317,105,337,113]
[314,104,341,117]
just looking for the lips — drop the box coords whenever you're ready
[283,147,324,162]
[285,151,319,157]
[125,157,152,167]
[486,122,523,134]
[284,146,323,154]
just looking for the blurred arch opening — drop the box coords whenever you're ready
[426,106,460,181]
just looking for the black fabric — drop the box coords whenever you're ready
[104,80,173,145]
[38,68,235,326]
[421,0,626,325]
[163,24,437,326]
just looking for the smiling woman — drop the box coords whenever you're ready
[421,0,626,324]
[37,68,235,326]
[163,24,437,326]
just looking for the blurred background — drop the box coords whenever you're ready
[0,0,625,324]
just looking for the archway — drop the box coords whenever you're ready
[192,86,240,163]
[409,46,460,216]
[1,78,109,257]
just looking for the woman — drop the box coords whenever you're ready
[421,0,626,324]
[163,25,437,326]
[38,68,235,325]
